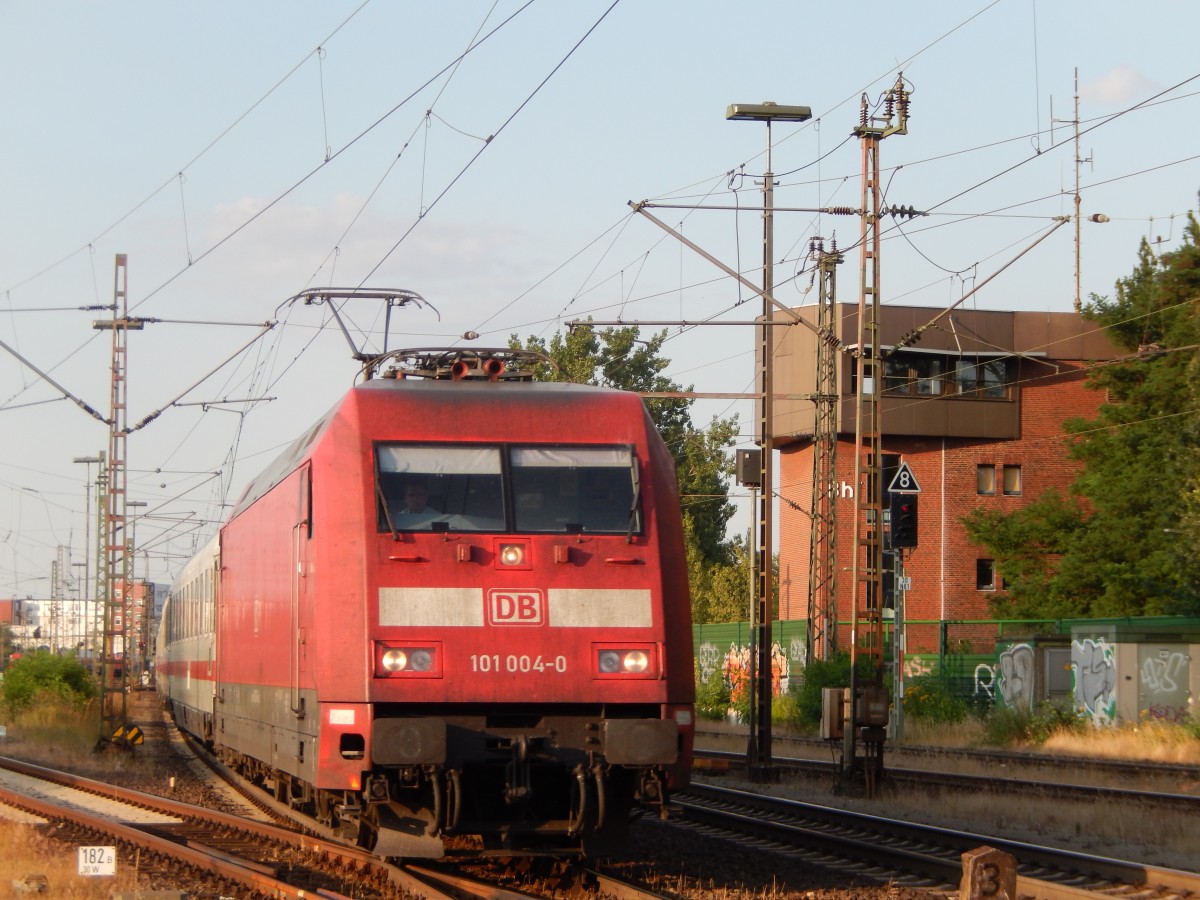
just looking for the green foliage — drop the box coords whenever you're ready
[902,675,970,724]
[1181,714,1200,741]
[2,651,97,713]
[792,652,877,730]
[687,522,752,624]
[0,624,12,672]
[694,665,731,721]
[771,690,803,729]
[963,206,1200,618]
[982,701,1087,746]
[981,705,1031,745]
[961,490,1088,617]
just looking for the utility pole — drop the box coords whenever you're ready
[843,76,910,796]
[1072,68,1084,313]
[50,545,68,653]
[93,255,143,749]
[807,238,842,663]
[72,453,104,670]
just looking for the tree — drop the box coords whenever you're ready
[961,490,1088,618]
[2,650,97,713]
[965,208,1200,617]
[511,324,749,620]
[686,519,752,623]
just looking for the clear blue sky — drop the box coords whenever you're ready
[3,0,1198,597]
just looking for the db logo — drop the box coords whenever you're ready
[487,589,545,625]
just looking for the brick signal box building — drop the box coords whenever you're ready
[770,303,1119,655]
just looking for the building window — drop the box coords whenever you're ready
[883,357,911,394]
[1002,465,1022,496]
[976,464,996,495]
[976,559,997,591]
[952,356,1011,399]
[883,355,945,396]
[916,356,943,395]
[878,351,1009,399]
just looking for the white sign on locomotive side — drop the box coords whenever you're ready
[888,461,921,494]
[78,845,116,876]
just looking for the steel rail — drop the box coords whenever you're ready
[676,782,1200,898]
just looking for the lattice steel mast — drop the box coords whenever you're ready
[806,238,843,663]
[94,254,143,748]
[843,77,909,794]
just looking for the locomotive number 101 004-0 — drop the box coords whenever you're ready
[470,654,568,674]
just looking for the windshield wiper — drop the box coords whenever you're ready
[375,477,400,541]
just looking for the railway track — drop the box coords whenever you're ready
[670,782,1200,899]
[695,727,1200,792]
[0,753,675,900]
[693,747,1200,816]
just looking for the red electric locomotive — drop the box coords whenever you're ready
[156,348,695,858]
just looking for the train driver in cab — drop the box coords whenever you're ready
[400,480,432,515]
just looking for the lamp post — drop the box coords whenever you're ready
[726,101,811,778]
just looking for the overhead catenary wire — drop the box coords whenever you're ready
[3,7,1199,592]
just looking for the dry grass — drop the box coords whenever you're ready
[0,824,143,898]
[900,716,1200,763]
[1041,720,1200,764]
[898,717,988,748]
[0,698,148,778]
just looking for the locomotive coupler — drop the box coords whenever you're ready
[637,768,669,818]
[504,735,533,804]
[365,773,391,804]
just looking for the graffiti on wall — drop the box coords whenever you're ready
[992,643,1035,711]
[697,641,721,684]
[1140,646,1190,722]
[1072,638,1117,727]
[696,639,793,713]
[974,662,995,703]
[904,655,933,679]
[789,635,808,676]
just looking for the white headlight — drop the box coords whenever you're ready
[381,649,408,672]
[499,543,525,566]
[622,650,649,673]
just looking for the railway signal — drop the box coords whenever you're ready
[890,494,919,549]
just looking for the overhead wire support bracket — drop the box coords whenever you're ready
[628,202,854,356]
[0,335,111,424]
[888,217,1071,354]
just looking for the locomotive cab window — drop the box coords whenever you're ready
[511,446,640,535]
[376,445,504,533]
[376,443,640,535]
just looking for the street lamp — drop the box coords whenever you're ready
[726,101,811,779]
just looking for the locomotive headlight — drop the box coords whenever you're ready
[375,642,441,678]
[381,649,408,672]
[594,644,658,678]
[493,538,531,570]
[498,543,525,566]
[622,650,649,673]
